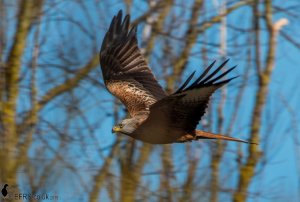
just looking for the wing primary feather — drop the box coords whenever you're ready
[199,58,230,85]
[128,25,137,39]
[100,32,109,52]
[212,76,239,86]
[122,14,130,34]
[112,18,119,38]
[115,11,122,34]
[108,16,116,34]
[175,60,233,92]
[116,10,122,18]
[188,60,216,88]
[206,65,236,85]
[175,71,196,93]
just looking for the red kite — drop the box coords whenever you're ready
[100,11,249,144]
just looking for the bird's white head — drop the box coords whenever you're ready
[112,118,139,135]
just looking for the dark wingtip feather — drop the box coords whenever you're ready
[117,10,122,19]
[199,59,230,85]
[127,25,137,42]
[175,71,196,93]
[122,14,130,34]
[213,75,239,86]
[108,16,116,34]
[174,60,238,94]
[129,25,137,35]
[206,65,237,85]
[189,60,216,88]
[100,10,135,55]
[115,10,123,34]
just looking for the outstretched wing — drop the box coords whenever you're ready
[100,10,166,117]
[143,60,237,133]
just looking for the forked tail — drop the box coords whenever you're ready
[195,130,256,144]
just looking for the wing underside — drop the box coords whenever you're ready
[100,10,166,117]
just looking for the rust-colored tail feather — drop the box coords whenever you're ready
[195,130,256,144]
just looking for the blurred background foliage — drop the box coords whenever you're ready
[0,0,300,201]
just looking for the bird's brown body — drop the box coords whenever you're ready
[100,10,251,144]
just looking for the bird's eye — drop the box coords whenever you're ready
[119,124,123,128]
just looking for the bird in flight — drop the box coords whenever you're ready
[99,10,250,144]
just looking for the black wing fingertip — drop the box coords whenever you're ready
[128,25,137,39]
[173,60,238,93]
[117,10,122,19]
[213,75,239,86]
[189,60,217,88]
[175,71,196,93]
[206,65,237,85]
[122,14,130,33]
[199,59,230,84]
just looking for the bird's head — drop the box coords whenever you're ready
[4,184,8,188]
[112,118,139,135]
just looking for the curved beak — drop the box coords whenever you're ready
[112,126,121,133]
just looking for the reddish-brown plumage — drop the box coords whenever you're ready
[177,130,251,144]
[106,80,157,117]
